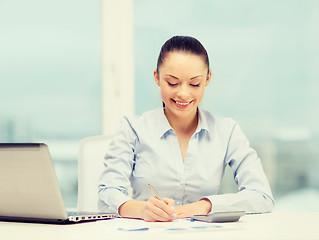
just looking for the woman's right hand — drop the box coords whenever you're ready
[142,197,175,222]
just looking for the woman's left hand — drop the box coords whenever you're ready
[173,199,212,219]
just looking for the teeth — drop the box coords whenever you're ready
[176,101,189,106]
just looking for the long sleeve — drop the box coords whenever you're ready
[98,117,137,214]
[98,107,274,215]
[203,121,274,214]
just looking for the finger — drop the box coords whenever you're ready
[145,209,172,222]
[146,198,174,221]
[163,198,175,207]
[163,198,176,219]
[151,204,174,221]
[144,206,173,222]
[150,197,174,216]
[143,208,160,222]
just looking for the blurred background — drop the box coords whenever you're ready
[1,0,318,210]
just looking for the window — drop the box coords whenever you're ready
[2,0,318,211]
[0,0,101,208]
[134,0,319,211]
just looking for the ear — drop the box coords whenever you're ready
[154,70,160,87]
[205,70,212,87]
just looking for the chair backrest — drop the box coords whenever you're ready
[78,135,112,212]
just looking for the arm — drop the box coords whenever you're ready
[175,120,274,218]
[207,121,274,214]
[98,117,137,213]
[174,199,212,219]
[98,117,175,221]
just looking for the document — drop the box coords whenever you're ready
[97,217,239,233]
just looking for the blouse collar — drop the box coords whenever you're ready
[156,106,211,139]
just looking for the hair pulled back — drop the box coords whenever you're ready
[156,36,210,73]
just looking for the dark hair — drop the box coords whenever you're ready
[156,36,210,73]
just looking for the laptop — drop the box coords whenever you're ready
[0,143,116,224]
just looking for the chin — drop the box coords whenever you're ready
[172,107,196,118]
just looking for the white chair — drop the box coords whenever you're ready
[77,135,112,212]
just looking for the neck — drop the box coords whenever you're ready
[165,108,198,135]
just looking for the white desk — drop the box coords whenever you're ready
[1,212,319,240]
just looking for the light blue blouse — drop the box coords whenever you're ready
[98,107,274,214]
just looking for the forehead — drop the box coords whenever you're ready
[160,51,208,74]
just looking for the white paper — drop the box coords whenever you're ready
[96,217,237,233]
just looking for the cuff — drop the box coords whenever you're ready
[200,196,213,214]
[99,188,132,215]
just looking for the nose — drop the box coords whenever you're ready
[176,83,189,99]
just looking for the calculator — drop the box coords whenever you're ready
[191,211,246,223]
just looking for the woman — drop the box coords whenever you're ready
[98,36,274,222]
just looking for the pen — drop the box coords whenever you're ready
[147,184,164,202]
[148,183,177,220]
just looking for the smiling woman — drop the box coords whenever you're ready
[153,37,212,162]
[155,51,211,162]
[98,36,274,222]
[154,51,211,137]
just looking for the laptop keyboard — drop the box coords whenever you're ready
[66,211,116,222]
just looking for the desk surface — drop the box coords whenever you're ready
[1,212,319,240]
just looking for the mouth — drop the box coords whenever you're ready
[171,99,193,108]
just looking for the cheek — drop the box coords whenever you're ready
[160,85,173,98]
[195,87,206,100]
[160,89,166,100]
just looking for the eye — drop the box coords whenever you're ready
[167,82,178,87]
[190,83,200,87]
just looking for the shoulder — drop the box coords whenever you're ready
[121,107,163,135]
[124,108,160,126]
[200,109,237,132]
[200,109,247,146]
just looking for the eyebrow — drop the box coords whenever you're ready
[190,75,204,80]
[164,74,204,80]
[164,74,179,80]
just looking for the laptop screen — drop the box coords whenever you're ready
[0,143,68,220]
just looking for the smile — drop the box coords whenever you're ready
[172,99,193,108]
[176,102,189,106]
